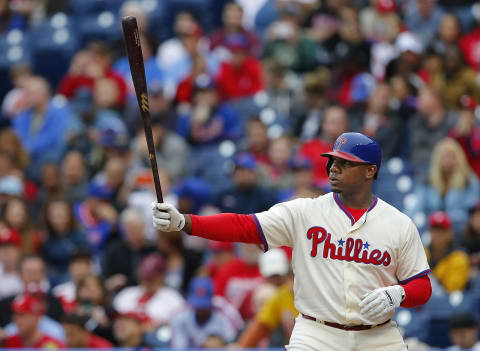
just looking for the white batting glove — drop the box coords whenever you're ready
[152,202,185,232]
[359,285,404,324]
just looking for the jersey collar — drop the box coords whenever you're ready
[333,193,378,226]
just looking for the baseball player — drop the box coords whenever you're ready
[152,132,432,350]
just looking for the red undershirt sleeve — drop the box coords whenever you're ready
[400,275,432,308]
[189,213,264,246]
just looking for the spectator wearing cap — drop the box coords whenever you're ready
[170,277,237,348]
[131,108,189,180]
[429,45,480,109]
[74,180,118,254]
[53,249,93,313]
[425,211,470,293]
[386,31,425,81]
[0,228,22,299]
[3,294,64,348]
[210,2,260,59]
[408,138,479,235]
[215,153,277,214]
[62,313,112,348]
[12,76,82,180]
[176,74,242,145]
[447,312,480,351]
[408,88,456,176]
[448,313,480,351]
[263,4,317,74]
[41,198,89,286]
[103,208,156,293]
[299,105,349,189]
[113,311,163,347]
[449,95,480,178]
[404,0,444,46]
[113,253,185,327]
[216,33,264,100]
[280,155,318,201]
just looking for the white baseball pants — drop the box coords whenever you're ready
[286,316,407,351]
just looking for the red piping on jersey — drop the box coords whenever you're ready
[333,193,378,225]
[189,213,263,247]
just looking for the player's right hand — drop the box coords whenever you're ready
[152,202,185,232]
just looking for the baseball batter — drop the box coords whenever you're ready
[152,132,432,350]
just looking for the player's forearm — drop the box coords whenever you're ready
[185,213,263,245]
[400,275,432,308]
[236,320,271,348]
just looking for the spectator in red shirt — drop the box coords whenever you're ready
[216,34,264,101]
[62,313,112,348]
[57,41,127,108]
[204,241,235,281]
[459,18,480,71]
[299,105,349,188]
[4,294,64,348]
[448,95,480,178]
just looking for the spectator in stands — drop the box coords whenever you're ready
[359,0,400,43]
[0,129,29,173]
[73,274,114,342]
[58,42,127,107]
[429,45,480,109]
[3,197,41,254]
[263,3,317,74]
[41,198,89,285]
[103,208,156,292]
[425,211,470,293]
[176,74,242,145]
[387,31,424,81]
[170,277,237,348]
[448,95,480,179]
[215,153,277,214]
[204,241,235,281]
[447,312,480,351]
[281,155,318,200]
[53,249,93,313]
[131,113,189,180]
[214,243,263,320]
[62,313,112,348]
[462,202,480,269]
[210,2,260,58]
[35,163,62,210]
[409,138,479,235]
[293,68,331,141]
[429,13,462,57]
[404,0,444,46]
[409,88,455,176]
[113,253,185,327]
[216,33,264,101]
[113,312,156,348]
[3,294,64,348]
[12,76,81,179]
[0,228,22,299]
[351,82,405,159]
[156,231,186,291]
[459,15,480,71]
[74,181,118,254]
[175,54,210,105]
[244,118,269,165]
[1,63,31,120]
[259,136,293,191]
[60,150,88,205]
[0,0,27,34]
[235,275,297,348]
[300,105,349,188]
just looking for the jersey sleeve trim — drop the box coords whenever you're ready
[398,269,432,285]
[250,214,269,252]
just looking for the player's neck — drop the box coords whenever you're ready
[338,189,374,210]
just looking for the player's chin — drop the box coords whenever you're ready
[330,184,342,193]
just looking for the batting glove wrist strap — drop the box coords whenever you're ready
[152,202,185,232]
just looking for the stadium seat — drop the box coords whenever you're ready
[29,14,78,88]
[78,11,122,46]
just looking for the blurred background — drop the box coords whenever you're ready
[0,0,479,349]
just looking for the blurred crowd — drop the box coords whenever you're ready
[2,0,480,349]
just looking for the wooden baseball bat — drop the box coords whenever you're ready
[121,16,163,202]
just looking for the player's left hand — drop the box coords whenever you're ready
[359,285,404,324]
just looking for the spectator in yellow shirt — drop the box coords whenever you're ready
[425,211,470,293]
[235,276,297,347]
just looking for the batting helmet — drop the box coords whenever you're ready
[321,132,382,178]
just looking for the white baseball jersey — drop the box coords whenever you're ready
[252,192,431,326]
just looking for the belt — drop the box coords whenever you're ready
[302,314,390,331]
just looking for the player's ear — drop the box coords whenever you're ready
[365,165,377,180]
